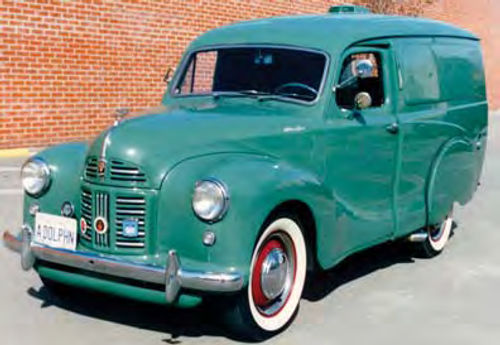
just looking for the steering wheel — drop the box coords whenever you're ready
[274,82,318,98]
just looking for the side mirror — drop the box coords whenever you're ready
[354,92,372,110]
[163,67,175,84]
[334,59,375,91]
[355,59,374,79]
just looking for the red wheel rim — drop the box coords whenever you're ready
[251,231,297,317]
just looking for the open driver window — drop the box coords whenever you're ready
[336,52,385,109]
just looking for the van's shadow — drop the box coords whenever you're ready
[303,240,415,302]
[27,235,439,342]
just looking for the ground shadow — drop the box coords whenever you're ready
[27,229,455,343]
[303,240,415,302]
[27,285,233,343]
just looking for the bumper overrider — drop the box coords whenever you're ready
[2,225,244,303]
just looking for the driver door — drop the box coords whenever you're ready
[322,46,400,257]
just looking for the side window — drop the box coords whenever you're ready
[398,43,439,105]
[177,51,218,94]
[336,52,384,109]
[432,39,485,102]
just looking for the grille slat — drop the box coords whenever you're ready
[116,241,145,248]
[116,210,145,216]
[115,220,145,226]
[110,168,141,174]
[116,198,145,205]
[117,231,145,237]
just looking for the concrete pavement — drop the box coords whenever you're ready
[1,114,499,345]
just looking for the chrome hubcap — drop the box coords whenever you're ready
[252,231,296,316]
[260,248,289,300]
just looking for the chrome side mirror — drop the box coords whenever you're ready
[334,59,375,91]
[354,92,372,110]
[355,59,374,78]
[163,67,175,84]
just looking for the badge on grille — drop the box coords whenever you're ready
[80,217,88,235]
[94,216,108,234]
[97,159,106,177]
[122,219,139,238]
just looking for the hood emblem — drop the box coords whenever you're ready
[98,159,106,177]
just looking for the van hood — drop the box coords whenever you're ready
[86,105,302,188]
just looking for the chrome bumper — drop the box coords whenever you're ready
[2,227,243,303]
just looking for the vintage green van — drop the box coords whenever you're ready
[4,5,488,339]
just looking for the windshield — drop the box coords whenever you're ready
[173,47,327,103]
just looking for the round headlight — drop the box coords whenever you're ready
[192,179,229,222]
[21,158,51,196]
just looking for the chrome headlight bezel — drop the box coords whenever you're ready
[192,178,229,222]
[21,158,51,197]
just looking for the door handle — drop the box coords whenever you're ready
[385,122,399,134]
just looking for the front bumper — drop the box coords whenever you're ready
[2,226,243,303]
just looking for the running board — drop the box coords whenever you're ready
[407,231,428,243]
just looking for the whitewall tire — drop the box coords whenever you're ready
[248,217,307,332]
[428,215,453,252]
[416,210,454,258]
[223,216,308,339]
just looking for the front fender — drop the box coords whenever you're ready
[156,153,333,284]
[23,142,88,228]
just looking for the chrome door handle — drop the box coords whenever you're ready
[385,122,399,134]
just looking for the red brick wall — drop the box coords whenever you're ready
[0,1,497,149]
[1,0,349,149]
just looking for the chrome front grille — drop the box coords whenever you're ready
[115,196,146,248]
[110,160,147,183]
[80,189,92,241]
[83,157,148,185]
[94,192,110,247]
[79,188,148,252]
[84,157,98,179]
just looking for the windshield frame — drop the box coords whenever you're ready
[169,44,331,106]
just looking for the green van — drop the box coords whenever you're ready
[4,5,488,339]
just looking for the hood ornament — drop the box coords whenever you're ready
[98,108,128,168]
[114,108,130,126]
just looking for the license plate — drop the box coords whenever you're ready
[34,212,77,250]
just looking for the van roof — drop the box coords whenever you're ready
[189,14,478,53]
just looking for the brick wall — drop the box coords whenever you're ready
[0,0,497,149]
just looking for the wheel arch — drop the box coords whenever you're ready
[425,136,478,225]
[260,200,318,272]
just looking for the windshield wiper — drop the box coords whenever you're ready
[257,92,316,103]
[213,90,272,99]
[213,90,315,103]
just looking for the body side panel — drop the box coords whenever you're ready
[393,37,487,236]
